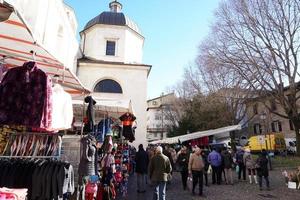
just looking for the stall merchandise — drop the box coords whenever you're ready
[0,64,8,83]
[119,112,136,142]
[0,188,27,200]
[0,61,52,129]
[2,133,62,157]
[0,159,74,200]
[78,135,98,185]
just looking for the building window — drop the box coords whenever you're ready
[106,41,116,56]
[153,101,157,105]
[253,123,261,134]
[253,104,258,115]
[271,121,282,132]
[94,79,122,93]
[289,120,294,131]
[154,133,158,137]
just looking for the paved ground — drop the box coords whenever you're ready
[117,170,300,200]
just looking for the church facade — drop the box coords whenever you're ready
[77,1,151,146]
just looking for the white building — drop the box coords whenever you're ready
[147,93,178,142]
[77,1,151,146]
[4,0,80,72]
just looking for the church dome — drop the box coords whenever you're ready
[83,1,142,36]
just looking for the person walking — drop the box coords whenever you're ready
[236,148,246,181]
[177,146,189,190]
[243,148,258,184]
[135,144,149,193]
[149,146,172,200]
[188,147,205,196]
[256,150,270,191]
[201,148,210,186]
[208,148,222,185]
[222,148,233,185]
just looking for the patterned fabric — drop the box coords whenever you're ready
[0,125,26,155]
[0,64,8,83]
[0,62,52,129]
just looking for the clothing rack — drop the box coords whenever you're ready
[1,131,62,158]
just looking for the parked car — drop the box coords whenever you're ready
[244,133,286,153]
[285,138,296,154]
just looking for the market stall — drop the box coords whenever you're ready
[74,96,136,200]
[150,125,242,145]
[0,1,88,200]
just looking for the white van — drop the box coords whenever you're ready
[285,138,296,154]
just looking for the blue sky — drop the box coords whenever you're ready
[65,0,220,99]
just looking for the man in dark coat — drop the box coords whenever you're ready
[177,146,190,190]
[256,149,270,190]
[135,144,149,193]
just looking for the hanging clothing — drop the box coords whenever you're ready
[51,84,73,130]
[0,64,8,83]
[0,159,74,200]
[78,135,98,185]
[84,96,96,133]
[119,113,136,142]
[96,118,113,143]
[0,62,52,129]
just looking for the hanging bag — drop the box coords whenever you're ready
[207,165,212,174]
[235,165,240,174]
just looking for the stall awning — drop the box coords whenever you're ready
[0,1,90,96]
[150,125,242,144]
[73,98,133,114]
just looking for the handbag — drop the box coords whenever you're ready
[187,177,193,191]
[235,165,239,174]
[207,165,212,174]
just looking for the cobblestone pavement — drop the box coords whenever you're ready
[117,170,300,200]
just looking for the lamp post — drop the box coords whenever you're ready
[160,93,164,140]
[260,111,272,170]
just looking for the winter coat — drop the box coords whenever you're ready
[148,152,172,182]
[243,152,255,169]
[177,152,189,172]
[256,155,269,177]
[222,151,233,169]
[135,149,149,174]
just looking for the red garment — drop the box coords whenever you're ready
[85,193,94,200]
[0,62,52,129]
[119,113,136,126]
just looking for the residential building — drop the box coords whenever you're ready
[147,93,178,142]
[77,1,151,146]
[246,94,297,139]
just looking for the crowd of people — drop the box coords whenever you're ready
[133,144,271,200]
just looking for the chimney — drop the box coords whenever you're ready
[109,0,122,13]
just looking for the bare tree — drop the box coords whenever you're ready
[201,0,300,154]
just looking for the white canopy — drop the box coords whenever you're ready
[73,98,133,114]
[0,1,89,96]
[150,125,242,144]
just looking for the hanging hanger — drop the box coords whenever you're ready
[30,50,36,62]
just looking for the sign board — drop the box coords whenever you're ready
[257,135,265,145]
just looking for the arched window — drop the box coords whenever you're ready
[94,79,123,93]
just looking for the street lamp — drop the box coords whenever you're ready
[260,111,272,170]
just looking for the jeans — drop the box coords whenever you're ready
[238,163,246,180]
[258,175,270,188]
[180,170,189,189]
[137,173,147,192]
[153,181,166,200]
[212,166,221,184]
[192,170,203,195]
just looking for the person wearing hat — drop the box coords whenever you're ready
[188,147,205,196]
[243,148,258,184]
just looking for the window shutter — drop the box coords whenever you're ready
[278,121,282,132]
[259,124,262,134]
[254,125,257,134]
[271,122,275,132]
